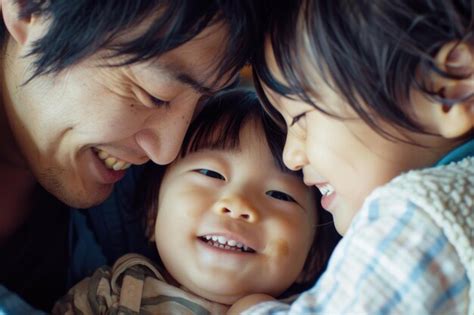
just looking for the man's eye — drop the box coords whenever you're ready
[266,190,296,202]
[149,95,170,108]
[195,169,225,180]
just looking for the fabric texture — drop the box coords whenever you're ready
[245,155,473,315]
[54,253,229,315]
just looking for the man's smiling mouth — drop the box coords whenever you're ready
[93,148,132,171]
[198,235,256,253]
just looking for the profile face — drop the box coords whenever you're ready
[262,41,450,234]
[154,120,317,304]
[3,17,234,208]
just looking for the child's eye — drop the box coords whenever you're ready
[290,112,307,127]
[195,169,225,180]
[266,190,296,202]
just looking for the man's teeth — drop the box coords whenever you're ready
[95,149,132,171]
[318,183,335,197]
[202,235,253,252]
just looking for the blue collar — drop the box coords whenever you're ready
[435,139,474,166]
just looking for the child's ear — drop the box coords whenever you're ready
[294,269,312,285]
[145,207,157,243]
[1,0,35,45]
[294,255,319,285]
[422,41,474,138]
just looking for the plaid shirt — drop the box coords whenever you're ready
[245,156,473,315]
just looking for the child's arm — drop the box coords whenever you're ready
[227,294,275,314]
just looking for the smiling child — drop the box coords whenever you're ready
[53,89,339,314]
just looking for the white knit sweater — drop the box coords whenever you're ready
[246,156,473,315]
[379,156,474,314]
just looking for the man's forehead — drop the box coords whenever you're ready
[145,20,236,95]
[148,58,238,96]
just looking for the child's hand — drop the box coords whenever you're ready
[227,294,275,315]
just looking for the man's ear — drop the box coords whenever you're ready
[418,41,474,138]
[1,0,34,45]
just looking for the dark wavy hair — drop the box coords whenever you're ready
[254,0,473,139]
[3,0,263,85]
[139,88,340,299]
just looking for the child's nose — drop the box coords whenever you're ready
[283,134,308,171]
[213,196,259,223]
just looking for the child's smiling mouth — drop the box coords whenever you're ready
[198,235,256,253]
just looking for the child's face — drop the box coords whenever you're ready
[262,44,453,235]
[153,120,317,305]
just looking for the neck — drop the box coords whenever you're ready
[0,62,37,244]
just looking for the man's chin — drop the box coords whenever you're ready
[50,184,114,209]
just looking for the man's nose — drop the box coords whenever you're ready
[212,195,260,223]
[135,98,198,165]
[282,132,308,171]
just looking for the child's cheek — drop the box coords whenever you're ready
[265,238,289,257]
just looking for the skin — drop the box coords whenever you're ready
[230,22,474,315]
[153,120,317,305]
[0,7,235,219]
[261,41,468,235]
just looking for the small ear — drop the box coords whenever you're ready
[421,41,474,138]
[432,102,473,138]
[1,0,34,45]
[145,207,157,243]
[294,269,311,284]
[293,253,319,285]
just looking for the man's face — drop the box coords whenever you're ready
[154,121,316,304]
[3,19,234,208]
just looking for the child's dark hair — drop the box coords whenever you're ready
[140,88,340,298]
[254,0,473,139]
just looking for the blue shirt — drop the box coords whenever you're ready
[68,163,160,286]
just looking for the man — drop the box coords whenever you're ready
[0,0,260,311]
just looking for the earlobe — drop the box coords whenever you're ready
[145,214,156,243]
[144,207,157,243]
[434,102,473,138]
[1,0,33,45]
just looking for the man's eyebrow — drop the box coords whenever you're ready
[175,72,214,96]
[158,63,239,96]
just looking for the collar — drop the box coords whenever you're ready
[435,138,474,166]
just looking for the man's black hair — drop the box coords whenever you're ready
[254,0,473,138]
[3,0,263,85]
[139,88,340,298]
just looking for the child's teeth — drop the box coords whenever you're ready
[202,235,252,252]
[319,184,335,196]
[217,236,227,244]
